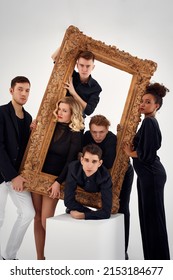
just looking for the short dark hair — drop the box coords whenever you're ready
[11,76,31,88]
[82,144,102,160]
[77,50,95,62]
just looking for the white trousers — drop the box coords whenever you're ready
[0,181,35,260]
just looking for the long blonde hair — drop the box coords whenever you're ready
[53,96,84,132]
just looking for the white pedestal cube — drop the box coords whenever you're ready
[45,213,125,260]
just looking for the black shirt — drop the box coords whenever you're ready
[15,116,29,171]
[83,131,117,169]
[133,117,164,174]
[64,160,112,220]
[133,117,161,164]
[42,123,82,184]
[66,70,102,116]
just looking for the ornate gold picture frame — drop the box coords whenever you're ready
[21,25,157,213]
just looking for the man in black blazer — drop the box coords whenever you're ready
[0,76,35,260]
[64,144,112,220]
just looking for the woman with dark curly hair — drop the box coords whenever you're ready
[124,82,170,260]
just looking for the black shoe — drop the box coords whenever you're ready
[125,252,129,260]
[65,208,70,214]
[2,257,18,260]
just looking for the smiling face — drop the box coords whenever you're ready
[139,93,160,117]
[57,102,71,123]
[10,82,30,106]
[76,57,95,82]
[81,151,102,177]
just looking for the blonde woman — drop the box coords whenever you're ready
[32,96,84,259]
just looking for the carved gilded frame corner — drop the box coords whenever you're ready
[21,25,157,213]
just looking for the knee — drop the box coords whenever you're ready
[22,207,35,223]
[29,207,36,220]
[33,208,42,223]
[34,209,47,230]
[33,210,46,230]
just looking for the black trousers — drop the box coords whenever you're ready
[136,165,170,260]
[118,163,134,253]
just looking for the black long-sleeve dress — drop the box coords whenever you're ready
[132,116,170,260]
[42,122,82,184]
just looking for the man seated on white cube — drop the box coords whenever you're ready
[64,144,112,219]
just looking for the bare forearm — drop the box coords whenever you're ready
[123,143,138,158]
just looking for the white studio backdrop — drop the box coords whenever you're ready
[0,0,172,260]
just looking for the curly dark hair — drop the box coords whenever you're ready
[145,82,169,110]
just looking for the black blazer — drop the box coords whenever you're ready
[0,101,32,183]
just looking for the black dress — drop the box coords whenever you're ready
[42,122,82,184]
[133,117,170,260]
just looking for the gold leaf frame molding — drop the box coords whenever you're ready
[21,25,157,213]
